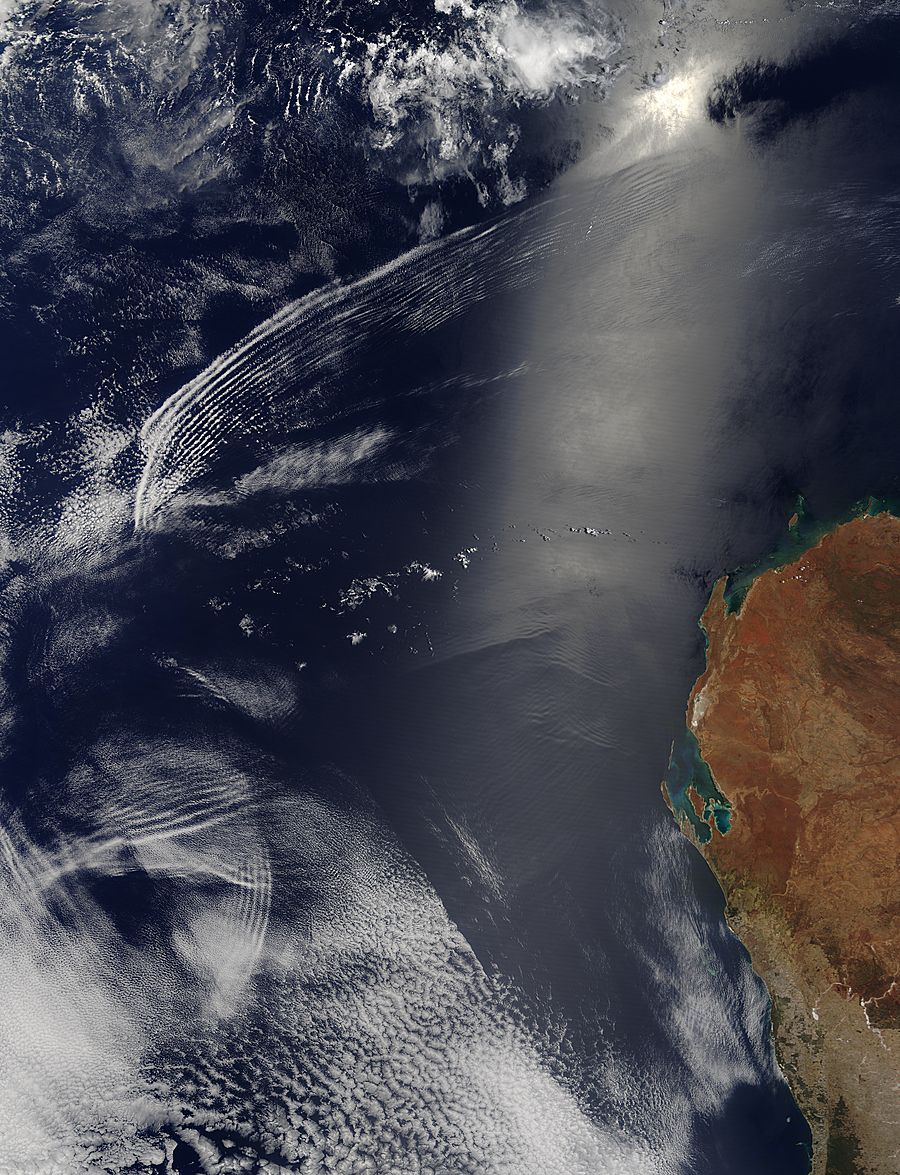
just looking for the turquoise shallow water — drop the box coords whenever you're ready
[662,723,733,845]
[663,730,733,846]
[6,12,900,1171]
[724,495,900,613]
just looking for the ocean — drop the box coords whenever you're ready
[2,4,900,1170]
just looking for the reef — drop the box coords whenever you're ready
[664,510,900,1175]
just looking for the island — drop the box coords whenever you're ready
[663,508,899,1175]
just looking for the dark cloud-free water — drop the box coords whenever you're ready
[1,2,898,1171]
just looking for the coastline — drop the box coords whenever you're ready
[721,495,897,614]
[662,505,900,1175]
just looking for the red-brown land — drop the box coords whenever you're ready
[679,512,900,1175]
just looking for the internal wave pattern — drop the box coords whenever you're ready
[0,162,709,1173]
[135,157,686,533]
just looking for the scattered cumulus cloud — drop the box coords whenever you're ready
[344,0,619,199]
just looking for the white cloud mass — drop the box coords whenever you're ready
[345,0,619,197]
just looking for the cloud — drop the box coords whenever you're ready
[632,820,782,1116]
[344,0,619,198]
[233,427,395,498]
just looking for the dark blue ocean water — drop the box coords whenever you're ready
[2,10,900,1171]
[292,110,899,1171]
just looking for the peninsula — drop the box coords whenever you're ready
[664,510,900,1175]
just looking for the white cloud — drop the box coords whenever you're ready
[234,427,394,497]
[342,1,619,196]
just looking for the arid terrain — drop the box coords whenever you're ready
[666,511,900,1175]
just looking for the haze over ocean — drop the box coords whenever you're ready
[0,1,897,1171]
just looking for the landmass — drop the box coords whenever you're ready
[664,508,900,1175]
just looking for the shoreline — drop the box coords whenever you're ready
[662,504,900,1175]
